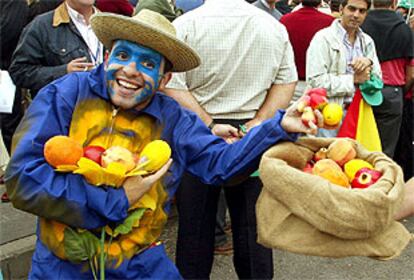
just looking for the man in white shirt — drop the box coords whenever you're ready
[10,0,103,97]
[165,0,297,278]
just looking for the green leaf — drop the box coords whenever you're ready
[64,227,100,263]
[114,208,146,236]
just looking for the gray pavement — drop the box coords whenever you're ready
[1,181,413,280]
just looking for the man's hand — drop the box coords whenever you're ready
[239,118,263,137]
[123,159,173,206]
[351,57,372,73]
[211,124,240,143]
[67,57,94,73]
[353,66,371,84]
[280,98,325,135]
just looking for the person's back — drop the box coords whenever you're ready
[280,0,334,100]
[166,0,297,279]
[170,0,295,120]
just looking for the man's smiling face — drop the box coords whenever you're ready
[106,40,165,110]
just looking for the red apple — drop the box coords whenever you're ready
[303,162,314,174]
[351,168,382,189]
[306,88,327,97]
[83,145,106,165]
[309,93,328,110]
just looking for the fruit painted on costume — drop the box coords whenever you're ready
[312,159,350,188]
[327,139,357,166]
[351,168,382,189]
[101,146,137,172]
[322,103,343,126]
[344,159,374,181]
[83,145,106,165]
[44,135,83,167]
[139,140,172,172]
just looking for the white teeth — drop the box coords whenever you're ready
[118,80,138,89]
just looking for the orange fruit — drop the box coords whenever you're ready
[322,103,343,126]
[44,135,83,167]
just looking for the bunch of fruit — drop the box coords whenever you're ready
[297,88,343,127]
[302,138,382,189]
[44,135,171,174]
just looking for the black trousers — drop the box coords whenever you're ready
[373,85,404,158]
[175,173,273,279]
[393,97,413,181]
[0,88,24,154]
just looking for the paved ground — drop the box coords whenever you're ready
[1,181,413,280]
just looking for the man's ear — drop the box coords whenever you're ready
[158,72,173,91]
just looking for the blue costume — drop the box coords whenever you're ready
[5,65,297,279]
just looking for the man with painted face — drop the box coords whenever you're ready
[5,9,326,279]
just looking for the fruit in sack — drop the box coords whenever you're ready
[313,147,328,162]
[44,135,83,167]
[139,140,172,172]
[351,168,382,189]
[327,139,357,166]
[83,145,106,165]
[302,162,314,174]
[101,146,137,171]
[322,103,343,126]
[312,159,350,188]
[301,106,317,126]
[344,159,374,181]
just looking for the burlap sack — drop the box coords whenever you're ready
[256,137,412,260]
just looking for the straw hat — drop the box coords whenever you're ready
[90,9,201,72]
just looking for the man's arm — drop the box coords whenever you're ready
[163,88,213,125]
[164,88,239,141]
[404,63,414,94]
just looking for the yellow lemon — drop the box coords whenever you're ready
[139,140,171,172]
[344,159,374,181]
[322,103,343,126]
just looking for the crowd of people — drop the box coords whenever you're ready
[0,0,413,279]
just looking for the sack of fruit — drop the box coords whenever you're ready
[256,137,412,260]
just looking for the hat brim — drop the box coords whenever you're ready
[91,13,201,72]
[361,91,383,106]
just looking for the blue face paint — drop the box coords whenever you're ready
[106,40,164,107]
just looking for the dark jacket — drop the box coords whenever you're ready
[9,3,94,96]
[0,0,29,70]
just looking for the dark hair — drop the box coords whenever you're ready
[340,0,372,9]
[302,0,322,7]
[372,0,393,7]
[330,0,341,12]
